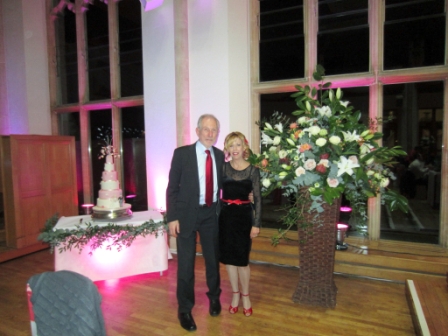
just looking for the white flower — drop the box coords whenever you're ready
[329,136,341,145]
[304,159,317,170]
[319,129,328,136]
[274,123,283,133]
[348,155,359,165]
[262,178,271,188]
[261,132,273,145]
[316,106,332,118]
[269,146,277,152]
[360,143,374,154]
[264,122,273,130]
[342,130,360,142]
[380,178,390,188]
[327,177,339,188]
[307,126,321,135]
[278,150,288,159]
[337,156,360,177]
[318,159,329,167]
[340,101,349,107]
[273,136,281,145]
[366,170,375,176]
[295,166,306,176]
[297,116,310,125]
[315,138,327,147]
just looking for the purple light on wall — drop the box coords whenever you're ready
[139,0,164,11]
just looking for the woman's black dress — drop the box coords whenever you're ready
[219,162,262,266]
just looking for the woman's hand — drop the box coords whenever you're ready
[250,227,260,239]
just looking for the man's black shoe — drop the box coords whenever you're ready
[209,299,221,316]
[178,312,197,332]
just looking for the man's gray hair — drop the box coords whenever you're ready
[197,114,220,131]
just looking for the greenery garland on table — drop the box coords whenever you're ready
[38,214,168,255]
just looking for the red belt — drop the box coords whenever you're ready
[221,198,252,205]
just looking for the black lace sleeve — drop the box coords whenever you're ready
[250,166,262,228]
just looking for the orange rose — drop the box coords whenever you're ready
[290,123,298,129]
[299,143,312,153]
[261,158,268,168]
[294,130,302,139]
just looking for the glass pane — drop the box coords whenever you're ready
[90,109,112,203]
[121,106,147,211]
[259,86,369,231]
[259,0,304,81]
[55,4,78,104]
[58,112,83,212]
[86,0,111,100]
[382,82,443,243]
[384,0,445,70]
[318,0,369,75]
[119,0,143,97]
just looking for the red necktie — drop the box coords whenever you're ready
[205,150,213,206]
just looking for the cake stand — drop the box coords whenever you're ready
[91,204,133,221]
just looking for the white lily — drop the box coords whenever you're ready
[274,123,283,133]
[316,106,332,118]
[261,132,274,145]
[341,130,360,142]
[337,156,360,177]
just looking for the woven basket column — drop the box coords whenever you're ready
[292,196,341,308]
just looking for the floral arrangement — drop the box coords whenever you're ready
[249,65,408,245]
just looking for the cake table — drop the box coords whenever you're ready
[54,210,171,282]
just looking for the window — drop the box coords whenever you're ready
[49,0,145,210]
[253,0,447,244]
[318,0,369,75]
[384,0,445,70]
[259,0,304,81]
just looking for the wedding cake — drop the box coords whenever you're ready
[92,145,132,219]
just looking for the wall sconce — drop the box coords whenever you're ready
[336,223,349,251]
[139,0,164,11]
[82,204,94,215]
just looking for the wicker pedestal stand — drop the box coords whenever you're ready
[292,197,341,308]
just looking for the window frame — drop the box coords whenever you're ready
[250,0,448,247]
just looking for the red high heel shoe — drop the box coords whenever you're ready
[229,291,239,314]
[241,293,252,317]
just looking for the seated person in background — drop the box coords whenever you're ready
[408,153,431,185]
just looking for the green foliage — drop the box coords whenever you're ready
[38,214,168,255]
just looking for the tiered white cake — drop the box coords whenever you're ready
[92,152,132,219]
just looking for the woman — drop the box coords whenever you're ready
[219,132,261,317]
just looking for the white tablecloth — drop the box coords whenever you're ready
[54,210,171,282]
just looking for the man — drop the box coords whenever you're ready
[166,114,223,332]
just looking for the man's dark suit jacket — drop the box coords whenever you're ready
[166,142,224,238]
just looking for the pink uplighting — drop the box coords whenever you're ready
[337,223,350,231]
[340,206,352,212]
[140,0,164,11]
[126,195,136,199]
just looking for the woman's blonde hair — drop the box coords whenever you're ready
[223,132,250,160]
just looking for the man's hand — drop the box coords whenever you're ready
[169,220,180,237]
